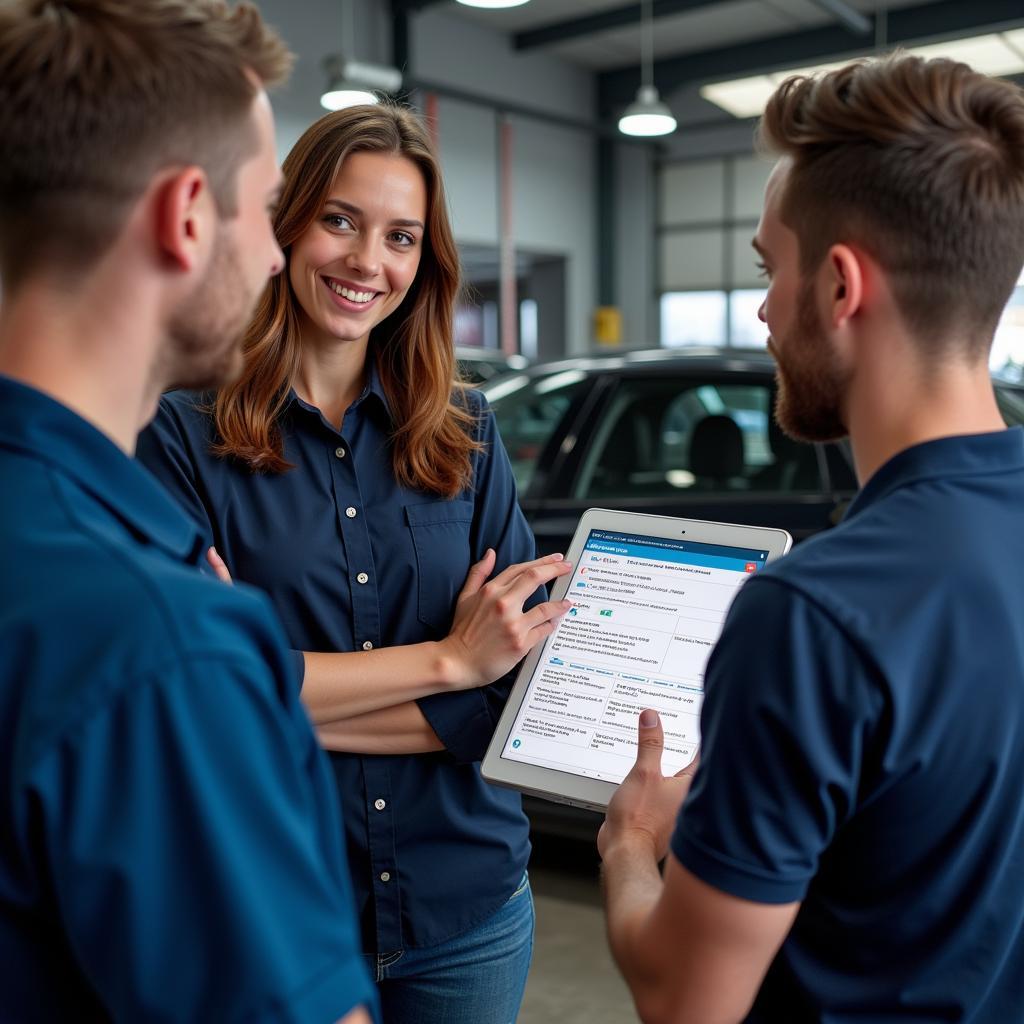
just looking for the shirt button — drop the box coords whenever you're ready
[374,798,386,811]
[334,446,346,459]
[380,871,391,883]
[346,506,358,518]
[356,572,369,584]
[362,640,374,651]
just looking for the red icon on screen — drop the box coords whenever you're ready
[744,562,757,573]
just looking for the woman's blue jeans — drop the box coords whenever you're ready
[366,872,534,1024]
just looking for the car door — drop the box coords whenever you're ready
[527,369,852,557]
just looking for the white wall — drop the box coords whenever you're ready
[615,143,656,348]
[511,117,596,355]
[432,97,499,247]
[410,7,594,123]
[253,0,392,156]
[413,7,597,355]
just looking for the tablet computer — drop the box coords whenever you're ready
[481,508,792,811]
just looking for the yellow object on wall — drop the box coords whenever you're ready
[593,306,622,346]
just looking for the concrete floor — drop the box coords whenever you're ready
[519,837,639,1024]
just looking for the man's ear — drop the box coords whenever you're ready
[824,243,866,330]
[154,167,213,273]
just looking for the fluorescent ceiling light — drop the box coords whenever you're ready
[456,0,531,7]
[1006,29,1024,56]
[910,34,1024,76]
[701,32,1024,119]
[701,59,850,118]
[699,79,776,120]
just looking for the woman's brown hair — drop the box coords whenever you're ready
[213,103,479,497]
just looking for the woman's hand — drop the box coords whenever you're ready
[438,549,573,689]
[207,546,233,583]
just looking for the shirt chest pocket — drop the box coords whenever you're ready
[404,500,475,634]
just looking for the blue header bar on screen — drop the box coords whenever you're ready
[585,530,766,573]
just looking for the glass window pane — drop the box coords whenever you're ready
[484,371,587,494]
[660,292,727,348]
[992,284,1024,378]
[729,290,768,348]
[729,228,765,289]
[573,377,818,500]
[732,156,775,219]
[659,232,725,291]
[996,384,1024,427]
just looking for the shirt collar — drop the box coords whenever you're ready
[844,427,1024,521]
[0,376,204,562]
[284,358,395,427]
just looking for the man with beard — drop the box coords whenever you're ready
[599,54,1024,1024]
[0,2,374,1020]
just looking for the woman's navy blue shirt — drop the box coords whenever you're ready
[137,370,534,954]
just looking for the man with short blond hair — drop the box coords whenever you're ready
[601,55,1024,1023]
[0,2,374,1019]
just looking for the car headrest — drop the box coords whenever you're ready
[768,414,803,457]
[689,414,744,479]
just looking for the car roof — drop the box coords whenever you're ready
[477,346,1024,395]
[481,347,775,385]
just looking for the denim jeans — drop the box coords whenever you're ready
[366,872,534,1024]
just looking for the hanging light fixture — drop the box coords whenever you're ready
[455,0,531,8]
[320,0,402,111]
[618,0,677,137]
[320,56,402,110]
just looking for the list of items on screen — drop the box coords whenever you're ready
[501,530,766,783]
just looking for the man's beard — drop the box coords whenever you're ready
[772,277,850,442]
[163,233,253,392]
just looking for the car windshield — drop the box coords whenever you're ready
[482,369,588,493]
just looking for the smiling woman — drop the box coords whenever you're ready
[288,152,426,367]
[212,105,476,492]
[137,104,572,1024]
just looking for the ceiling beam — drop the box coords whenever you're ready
[391,0,444,12]
[598,0,1024,111]
[514,0,724,51]
[809,0,871,36]
[515,0,870,53]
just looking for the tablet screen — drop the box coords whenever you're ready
[499,528,768,784]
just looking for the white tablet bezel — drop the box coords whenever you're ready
[481,508,792,811]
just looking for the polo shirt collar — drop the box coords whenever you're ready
[0,376,204,562]
[845,426,1024,521]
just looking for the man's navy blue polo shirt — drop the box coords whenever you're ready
[0,377,375,1022]
[136,372,535,955]
[672,428,1024,1021]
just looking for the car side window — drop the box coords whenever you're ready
[486,372,588,494]
[996,384,1024,427]
[574,378,821,499]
